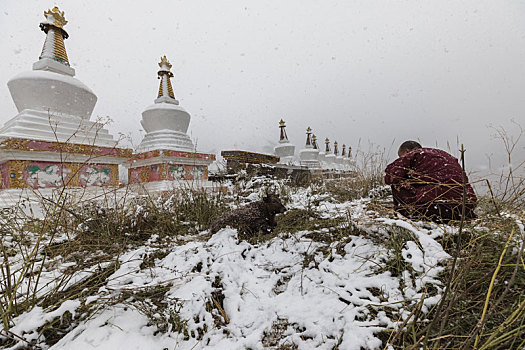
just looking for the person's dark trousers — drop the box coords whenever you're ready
[392,187,476,224]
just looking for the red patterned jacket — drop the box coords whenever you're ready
[385,148,477,205]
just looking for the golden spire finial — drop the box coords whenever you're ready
[39,6,70,66]
[279,119,286,127]
[306,127,312,134]
[44,7,67,29]
[158,55,173,70]
[334,141,338,147]
[312,135,317,141]
[325,138,330,144]
[157,56,175,99]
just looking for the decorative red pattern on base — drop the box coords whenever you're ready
[0,138,132,158]
[131,149,215,162]
[0,160,118,189]
[129,163,208,184]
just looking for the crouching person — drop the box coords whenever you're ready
[385,141,477,224]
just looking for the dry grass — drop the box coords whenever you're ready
[0,186,227,347]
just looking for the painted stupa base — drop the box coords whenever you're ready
[127,149,215,185]
[0,137,131,189]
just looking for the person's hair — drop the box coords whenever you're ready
[399,140,422,153]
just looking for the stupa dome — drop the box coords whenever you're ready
[141,103,190,134]
[8,70,97,119]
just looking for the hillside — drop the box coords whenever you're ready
[0,176,524,349]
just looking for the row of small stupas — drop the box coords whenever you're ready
[274,120,354,170]
[0,7,214,190]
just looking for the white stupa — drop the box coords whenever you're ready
[0,7,130,190]
[324,138,336,169]
[316,135,325,164]
[274,119,295,164]
[127,56,214,186]
[135,56,194,153]
[346,146,355,168]
[339,144,348,170]
[3,7,116,147]
[335,141,344,169]
[299,127,320,168]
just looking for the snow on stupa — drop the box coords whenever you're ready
[127,56,215,186]
[0,7,131,190]
[274,119,296,164]
[299,127,320,168]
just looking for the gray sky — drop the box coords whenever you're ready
[1,0,525,180]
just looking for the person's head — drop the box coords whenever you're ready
[398,140,422,157]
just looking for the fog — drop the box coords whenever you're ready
[1,0,524,181]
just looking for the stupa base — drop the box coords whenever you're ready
[127,149,215,184]
[0,160,120,189]
[0,137,131,189]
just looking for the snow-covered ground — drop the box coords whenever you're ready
[1,180,456,350]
